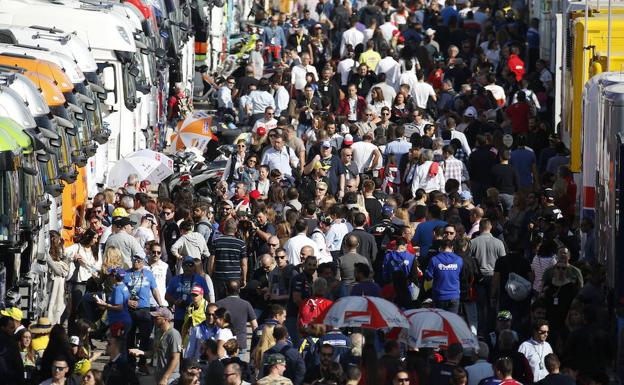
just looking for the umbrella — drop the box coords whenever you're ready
[171,111,217,151]
[107,151,174,188]
[315,296,410,329]
[405,308,478,350]
[127,149,174,171]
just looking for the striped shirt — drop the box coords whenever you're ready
[210,235,246,281]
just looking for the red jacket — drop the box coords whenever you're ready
[508,54,525,82]
[337,96,368,121]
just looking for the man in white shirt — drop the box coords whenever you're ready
[351,132,381,173]
[148,243,170,307]
[252,107,278,134]
[250,40,265,80]
[399,61,419,98]
[340,15,364,58]
[284,219,320,265]
[337,46,357,86]
[272,77,290,117]
[291,52,319,91]
[483,73,506,107]
[260,134,300,178]
[411,69,437,109]
[376,51,401,91]
[442,116,471,155]
[518,319,554,382]
[217,76,235,113]
[379,16,398,42]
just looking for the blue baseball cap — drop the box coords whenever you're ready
[183,256,195,265]
[459,191,473,201]
[382,204,394,217]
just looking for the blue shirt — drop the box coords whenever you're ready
[166,273,209,320]
[441,6,459,25]
[107,282,132,326]
[413,219,447,257]
[124,267,158,308]
[384,138,412,166]
[426,251,463,301]
[510,147,536,188]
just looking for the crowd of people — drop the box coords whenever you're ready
[0,0,615,385]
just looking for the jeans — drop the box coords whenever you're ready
[297,123,311,137]
[68,282,87,329]
[435,299,460,314]
[477,276,494,337]
[463,301,478,335]
[499,193,514,214]
[127,308,153,366]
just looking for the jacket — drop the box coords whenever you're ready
[171,232,209,260]
[411,160,446,194]
[337,96,368,121]
[263,341,306,385]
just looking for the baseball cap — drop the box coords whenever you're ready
[249,190,262,200]
[0,307,23,321]
[543,188,555,200]
[266,353,287,366]
[321,140,332,148]
[131,254,145,263]
[463,106,477,118]
[497,310,513,321]
[69,336,80,346]
[382,204,395,217]
[112,216,136,227]
[150,307,173,320]
[313,161,331,171]
[222,199,234,208]
[191,285,204,296]
[111,207,128,218]
[425,28,436,36]
[459,191,473,201]
[107,267,126,278]
[343,134,354,145]
[183,256,196,265]
[142,213,156,224]
[255,126,267,136]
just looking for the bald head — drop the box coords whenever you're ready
[300,245,314,263]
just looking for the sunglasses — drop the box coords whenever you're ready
[316,188,327,191]
[396,379,410,383]
[183,263,195,268]
[152,250,162,255]
[163,211,173,215]
[191,293,200,297]
[53,366,68,372]
[276,255,287,259]
[248,159,257,163]
[537,329,549,334]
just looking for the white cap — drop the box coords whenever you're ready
[69,336,80,346]
[463,106,477,118]
[425,28,436,36]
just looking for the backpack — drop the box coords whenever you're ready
[382,250,412,283]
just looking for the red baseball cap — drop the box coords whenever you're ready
[191,285,204,296]
[249,190,262,200]
[256,126,267,136]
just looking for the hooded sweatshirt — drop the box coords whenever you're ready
[411,160,446,194]
[171,231,210,261]
[426,251,463,301]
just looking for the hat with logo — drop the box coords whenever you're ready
[69,336,81,346]
[266,353,287,366]
[463,106,477,118]
[321,140,332,148]
[183,255,196,265]
[343,134,354,146]
[497,310,513,321]
[191,285,204,296]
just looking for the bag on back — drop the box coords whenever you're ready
[382,250,411,283]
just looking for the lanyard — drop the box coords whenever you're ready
[296,35,304,47]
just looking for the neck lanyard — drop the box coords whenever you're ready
[296,35,304,47]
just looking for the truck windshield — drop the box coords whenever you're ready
[20,153,42,228]
[0,170,19,242]
[50,106,85,167]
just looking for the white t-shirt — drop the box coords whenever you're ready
[252,118,278,134]
[216,327,235,342]
[133,227,155,249]
[412,81,436,109]
[351,140,380,173]
[149,260,169,307]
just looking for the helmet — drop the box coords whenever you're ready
[112,207,128,218]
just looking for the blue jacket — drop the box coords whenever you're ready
[263,341,306,385]
[426,251,463,301]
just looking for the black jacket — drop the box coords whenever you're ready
[0,330,24,385]
[341,228,378,262]
[102,355,139,385]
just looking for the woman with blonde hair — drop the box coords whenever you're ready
[101,246,124,273]
[252,324,276,375]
